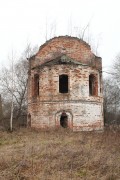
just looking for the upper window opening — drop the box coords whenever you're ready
[34,74,39,96]
[89,74,98,96]
[59,75,68,93]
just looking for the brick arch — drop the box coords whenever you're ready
[55,110,73,129]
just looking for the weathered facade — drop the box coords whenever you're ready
[27,36,104,131]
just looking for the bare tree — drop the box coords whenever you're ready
[10,52,14,131]
[0,60,27,128]
[0,44,38,129]
[112,54,120,83]
[0,95,3,124]
[103,57,120,125]
[69,21,101,56]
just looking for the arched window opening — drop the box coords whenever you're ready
[60,112,68,128]
[89,74,98,96]
[59,75,68,93]
[34,74,39,96]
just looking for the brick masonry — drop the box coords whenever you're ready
[27,36,104,131]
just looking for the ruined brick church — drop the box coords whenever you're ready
[27,36,104,131]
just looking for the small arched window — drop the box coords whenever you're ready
[89,74,98,96]
[59,74,68,93]
[34,74,39,96]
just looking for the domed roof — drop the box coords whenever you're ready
[30,36,102,70]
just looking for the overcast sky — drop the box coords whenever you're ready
[0,0,120,73]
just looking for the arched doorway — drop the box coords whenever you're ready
[27,113,31,127]
[60,112,68,128]
[55,111,73,129]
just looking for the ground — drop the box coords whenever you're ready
[0,127,120,180]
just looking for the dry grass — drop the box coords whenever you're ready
[0,127,120,180]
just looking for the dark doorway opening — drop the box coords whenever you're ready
[60,113,68,128]
[59,75,68,93]
[27,114,31,127]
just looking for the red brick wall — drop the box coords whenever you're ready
[28,36,104,131]
[30,36,102,70]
